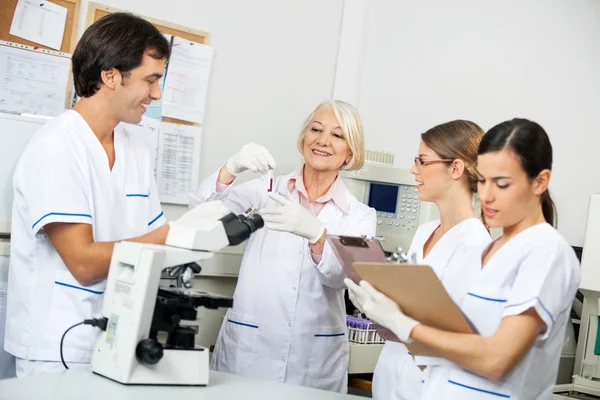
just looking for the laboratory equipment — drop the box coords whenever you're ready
[570,194,600,396]
[90,208,264,386]
[340,165,439,253]
[347,316,384,344]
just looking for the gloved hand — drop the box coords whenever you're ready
[261,192,325,244]
[345,278,420,343]
[174,200,231,227]
[226,143,276,176]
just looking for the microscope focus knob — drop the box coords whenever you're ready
[136,338,164,365]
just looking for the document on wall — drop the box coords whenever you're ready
[143,68,166,121]
[156,122,202,204]
[123,117,161,177]
[162,36,214,124]
[10,0,68,50]
[144,34,172,121]
[0,44,70,116]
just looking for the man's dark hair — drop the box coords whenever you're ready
[72,12,171,98]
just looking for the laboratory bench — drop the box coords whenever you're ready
[0,369,363,400]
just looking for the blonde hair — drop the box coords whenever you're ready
[421,120,484,193]
[296,100,365,171]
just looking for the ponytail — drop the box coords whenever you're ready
[541,190,557,227]
[472,193,490,233]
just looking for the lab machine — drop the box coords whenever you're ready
[90,209,264,386]
[340,165,439,254]
[568,194,600,397]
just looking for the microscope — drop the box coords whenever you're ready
[91,209,264,386]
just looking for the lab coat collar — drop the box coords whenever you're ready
[287,165,350,215]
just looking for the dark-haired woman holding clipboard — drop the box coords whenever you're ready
[347,119,580,400]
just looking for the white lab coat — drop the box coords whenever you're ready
[421,223,581,400]
[4,111,165,368]
[372,218,490,400]
[194,169,376,393]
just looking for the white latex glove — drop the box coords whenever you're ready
[344,278,420,343]
[226,143,276,176]
[261,192,325,244]
[175,200,231,226]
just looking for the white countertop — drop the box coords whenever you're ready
[0,369,361,400]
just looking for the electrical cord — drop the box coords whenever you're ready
[60,317,108,370]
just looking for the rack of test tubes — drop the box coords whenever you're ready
[346,315,385,344]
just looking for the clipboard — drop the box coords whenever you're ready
[353,262,475,357]
[326,235,387,283]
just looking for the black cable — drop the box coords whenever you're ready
[60,317,108,370]
[60,322,83,370]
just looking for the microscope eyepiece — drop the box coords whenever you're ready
[219,209,265,246]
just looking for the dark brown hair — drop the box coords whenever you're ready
[72,12,170,97]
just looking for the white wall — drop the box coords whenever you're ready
[77,0,345,220]
[358,0,600,246]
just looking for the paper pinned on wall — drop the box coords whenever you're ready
[0,44,70,116]
[156,122,202,204]
[162,36,214,124]
[142,69,166,121]
[144,34,172,121]
[122,117,161,177]
[9,0,68,50]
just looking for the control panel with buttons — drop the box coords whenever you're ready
[341,166,439,254]
[373,184,420,234]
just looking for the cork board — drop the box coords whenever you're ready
[0,0,81,53]
[86,2,211,127]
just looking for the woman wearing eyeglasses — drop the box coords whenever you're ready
[372,120,491,400]
[350,119,580,399]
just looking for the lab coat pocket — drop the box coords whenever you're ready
[308,326,349,380]
[124,183,150,232]
[48,272,106,353]
[219,311,259,371]
[461,287,508,337]
[444,368,511,399]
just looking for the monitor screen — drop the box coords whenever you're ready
[368,183,399,214]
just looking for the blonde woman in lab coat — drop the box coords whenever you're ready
[192,100,376,393]
[372,120,491,400]
[348,118,581,399]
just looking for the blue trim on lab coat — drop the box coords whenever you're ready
[227,319,259,329]
[448,380,510,398]
[148,211,164,226]
[55,281,104,295]
[467,292,507,303]
[31,212,92,230]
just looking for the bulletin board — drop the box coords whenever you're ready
[86,2,211,128]
[86,3,213,205]
[0,0,81,53]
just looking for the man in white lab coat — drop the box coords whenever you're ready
[4,12,226,377]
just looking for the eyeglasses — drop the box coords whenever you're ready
[413,157,454,168]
